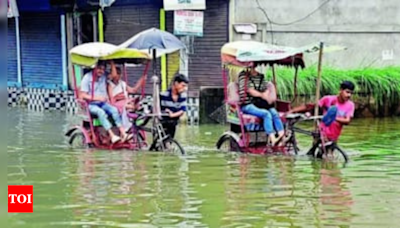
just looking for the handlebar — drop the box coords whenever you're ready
[284,113,323,122]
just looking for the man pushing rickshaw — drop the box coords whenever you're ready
[216,41,350,162]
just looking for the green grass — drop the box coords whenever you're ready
[265,66,400,106]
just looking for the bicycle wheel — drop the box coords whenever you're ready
[216,134,242,153]
[69,132,90,149]
[156,138,185,155]
[316,143,349,163]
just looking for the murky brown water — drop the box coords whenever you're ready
[8,108,400,227]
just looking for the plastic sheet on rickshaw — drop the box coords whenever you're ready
[221,41,346,68]
[69,42,151,67]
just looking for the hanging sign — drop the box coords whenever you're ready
[7,0,19,18]
[99,0,116,9]
[164,0,206,11]
[174,10,204,37]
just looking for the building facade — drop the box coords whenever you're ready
[230,0,400,68]
[7,0,231,124]
[8,0,400,122]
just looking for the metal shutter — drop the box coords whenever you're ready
[7,19,18,84]
[104,4,160,95]
[166,0,229,97]
[20,12,63,89]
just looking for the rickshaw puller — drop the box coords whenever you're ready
[288,81,355,152]
[160,74,189,139]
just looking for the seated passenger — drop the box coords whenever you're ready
[238,66,284,146]
[107,61,145,113]
[79,61,129,143]
[107,61,146,132]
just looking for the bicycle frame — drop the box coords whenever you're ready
[287,115,348,161]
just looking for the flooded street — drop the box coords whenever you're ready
[7,108,400,228]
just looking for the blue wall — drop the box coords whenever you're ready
[16,0,162,12]
[16,0,53,12]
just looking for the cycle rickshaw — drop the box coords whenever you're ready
[216,41,349,162]
[66,29,186,155]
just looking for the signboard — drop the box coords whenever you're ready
[164,0,206,11]
[7,0,19,18]
[174,10,204,37]
[99,0,115,9]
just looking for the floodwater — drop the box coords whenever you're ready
[7,108,400,228]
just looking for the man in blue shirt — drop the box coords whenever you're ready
[80,61,129,143]
[160,74,189,139]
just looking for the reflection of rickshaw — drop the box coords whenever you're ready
[65,29,186,154]
[216,41,349,162]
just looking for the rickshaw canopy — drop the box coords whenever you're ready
[69,42,151,67]
[221,41,305,68]
[221,41,346,68]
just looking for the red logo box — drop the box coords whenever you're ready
[8,185,33,213]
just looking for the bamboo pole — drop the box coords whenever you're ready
[98,9,104,42]
[123,63,128,85]
[159,9,167,91]
[61,14,68,90]
[292,66,298,104]
[314,42,324,129]
[271,64,278,98]
[15,16,22,87]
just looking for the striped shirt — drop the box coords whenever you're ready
[238,71,267,105]
[160,89,187,120]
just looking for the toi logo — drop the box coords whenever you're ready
[8,185,33,213]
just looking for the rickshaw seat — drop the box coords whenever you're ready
[226,82,263,126]
[227,82,240,103]
[242,114,262,124]
[276,100,291,113]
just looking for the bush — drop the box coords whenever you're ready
[265,66,400,107]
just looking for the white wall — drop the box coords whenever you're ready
[231,0,400,68]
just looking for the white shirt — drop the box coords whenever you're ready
[108,79,128,98]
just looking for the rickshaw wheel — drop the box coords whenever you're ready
[216,135,242,153]
[316,144,349,163]
[69,132,90,149]
[152,138,185,155]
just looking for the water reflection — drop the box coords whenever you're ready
[69,149,208,227]
[7,108,400,228]
[219,155,354,228]
[312,161,353,227]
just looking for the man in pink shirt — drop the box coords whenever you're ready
[289,81,356,142]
